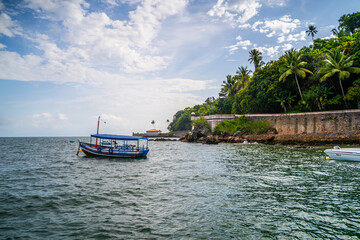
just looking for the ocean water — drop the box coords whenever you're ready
[0,137,360,239]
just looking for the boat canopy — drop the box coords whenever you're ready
[91,134,147,140]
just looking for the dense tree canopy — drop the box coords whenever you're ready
[168,12,360,132]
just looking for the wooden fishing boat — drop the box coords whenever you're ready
[324,146,360,161]
[77,116,149,158]
[78,134,149,158]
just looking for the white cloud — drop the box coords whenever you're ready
[256,45,280,58]
[33,112,52,119]
[98,114,131,133]
[16,0,189,77]
[286,31,306,42]
[79,77,216,133]
[32,112,69,128]
[0,43,5,49]
[208,0,286,26]
[278,31,306,43]
[263,0,287,7]
[0,13,22,37]
[322,34,337,40]
[208,0,262,25]
[252,15,301,38]
[23,0,89,23]
[58,113,68,120]
[282,43,293,51]
[227,35,252,54]
[238,23,251,29]
[254,43,294,58]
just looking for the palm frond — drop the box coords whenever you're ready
[320,72,335,82]
[348,67,360,74]
[279,69,293,81]
[300,68,313,75]
[339,70,350,80]
[295,69,306,79]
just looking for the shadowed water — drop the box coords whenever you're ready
[0,137,360,239]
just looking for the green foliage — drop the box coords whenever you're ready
[168,110,192,131]
[235,66,251,90]
[319,47,360,106]
[213,116,273,135]
[231,94,242,114]
[279,49,313,100]
[175,113,191,131]
[302,85,334,111]
[276,92,295,112]
[168,11,360,131]
[220,75,237,99]
[248,49,264,70]
[327,95,344,109]
[192,117,211,133]
[345,79,360,107]
[339,12,360,33]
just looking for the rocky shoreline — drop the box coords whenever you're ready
[181,130,360,145]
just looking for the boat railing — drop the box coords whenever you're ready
[83,142,148,152]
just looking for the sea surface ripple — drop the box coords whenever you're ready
[1,137,360,239]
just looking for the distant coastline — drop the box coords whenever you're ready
[133,131,186,138]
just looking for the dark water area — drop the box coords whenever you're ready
[0,137,360,239]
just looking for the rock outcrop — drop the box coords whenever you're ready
[181,131,360,145]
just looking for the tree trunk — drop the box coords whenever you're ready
[294,73,303,100]
[339,77,348,107]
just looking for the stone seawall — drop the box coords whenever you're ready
[192,110,360,143]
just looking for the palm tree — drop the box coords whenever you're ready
[279,49,313,100]
[319,48,360,106]
[220,75,237,98]
[276,93,295,113]
[331,27,350,37]
[248,49,264,70]
[151,120,155,129]
[235,66,252,90]
[306,25,318,42]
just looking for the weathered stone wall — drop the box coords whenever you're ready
[192,110,360,143]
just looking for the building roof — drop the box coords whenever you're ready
[91,134,147,140]
[146,129,161,132]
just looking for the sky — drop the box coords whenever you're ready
[0,0,358,137]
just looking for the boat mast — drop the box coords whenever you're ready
[96,116,100,147]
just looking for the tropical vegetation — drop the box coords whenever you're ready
[168,12,360,132]
[213,116,273,135]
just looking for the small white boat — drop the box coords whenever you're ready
[324,146,360,161]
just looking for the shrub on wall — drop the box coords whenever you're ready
[213,115,273,135]
[192,117,211,135]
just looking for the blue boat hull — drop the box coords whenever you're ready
[80,142,149,158]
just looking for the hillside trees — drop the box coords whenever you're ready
[168,11,360,132]
[319,48,360,106]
